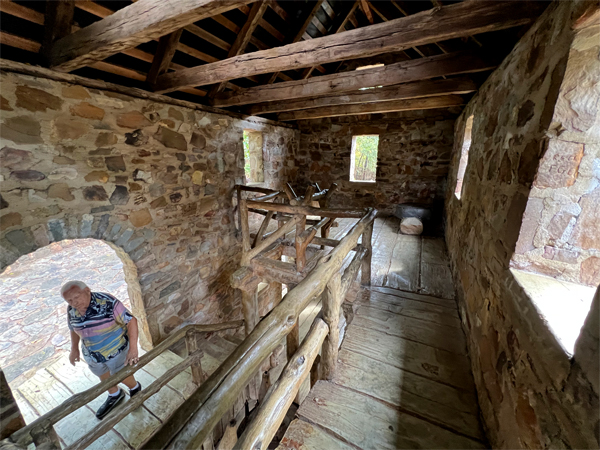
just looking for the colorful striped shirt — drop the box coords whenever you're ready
[67,292,133,363]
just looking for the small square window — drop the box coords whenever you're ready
[243,130,264,184]
[454,115,474,199]
[350,135,379,183]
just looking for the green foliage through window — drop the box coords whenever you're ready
[351,135,379,182]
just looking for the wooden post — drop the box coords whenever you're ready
[295,186,315,272]
[321,273,342,380]
[240,198,251,255]
[241,287,258,336]
[361,220,374,286]
[186,330,205,384]
[310,354,321,389]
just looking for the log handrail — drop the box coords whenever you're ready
[147,207,377,449]
[10,320,244,448]
[246,200,367,218]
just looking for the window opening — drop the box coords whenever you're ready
[350,135,379,183]
[454,115,474,199]
[243,130,264,184]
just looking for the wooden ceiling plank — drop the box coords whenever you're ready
[246,77,476,115]
[74,1,113,18]
[155,0,543,93]
[0,1,44,25]
[209,1,270,97]
[322,1,336,21]
[146,30,183,85]
[277,95,464,121]
[267,0,325,85]
[49,0,258,72]
[213,51,497,107]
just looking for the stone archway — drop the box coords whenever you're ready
[0,238,152,389]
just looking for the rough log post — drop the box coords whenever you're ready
[285,283,299,363]
[150,209,377,450]
[236,319,329,450]
[361,220,374,286]
[186,330,204,384]
[321,273,343,380]
[284,183,297,204]
[240,198,251,254]
[295,186,314,272]
[242,215,301,266]
[31,427,61,450]
[241,287,259,336]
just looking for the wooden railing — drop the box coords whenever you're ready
[7,321,244,450]
[144,183,376,450]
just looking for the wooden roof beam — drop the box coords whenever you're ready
[277,95,465,121]
[146,30,183,85]
[213,51,498,107]
[246,77,477,115]
[154,0,544,93]
[48,0,258,72]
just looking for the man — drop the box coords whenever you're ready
[61,280,142,419]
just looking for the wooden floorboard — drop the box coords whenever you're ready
[354,294,462,328]
[297,381,484,450]
[352,306,466,354]
[355,290,460,318]
[371,218,401,286]
[334,349,484,440]
[343,325,475,391]
[384,234,421,292]
[420,261,455,299]
[369,285,457,308]
[277,419,356,450]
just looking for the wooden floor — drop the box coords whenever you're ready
[278,217,487,449]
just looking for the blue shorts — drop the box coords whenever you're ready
[82,343,129,377]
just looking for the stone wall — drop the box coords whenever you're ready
[291,111,457,214]
[0,70,297,346]
[444,1,599,448]
[511,18,600,286]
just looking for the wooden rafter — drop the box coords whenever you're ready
[246,77,477,115]
[154,0,544,93]
[41,0,74,62]
[267,0,325,84]
[213,51,498,107]
[208,1,270,97]
[359,0,374,24]
[146,30,183,85]
[48,0,258,72]
[277,95,465,121]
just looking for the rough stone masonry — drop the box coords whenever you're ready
[0,71,297,345]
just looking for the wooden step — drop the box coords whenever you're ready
[297,381,484,449]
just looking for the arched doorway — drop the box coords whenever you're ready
[0,238,151,391]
